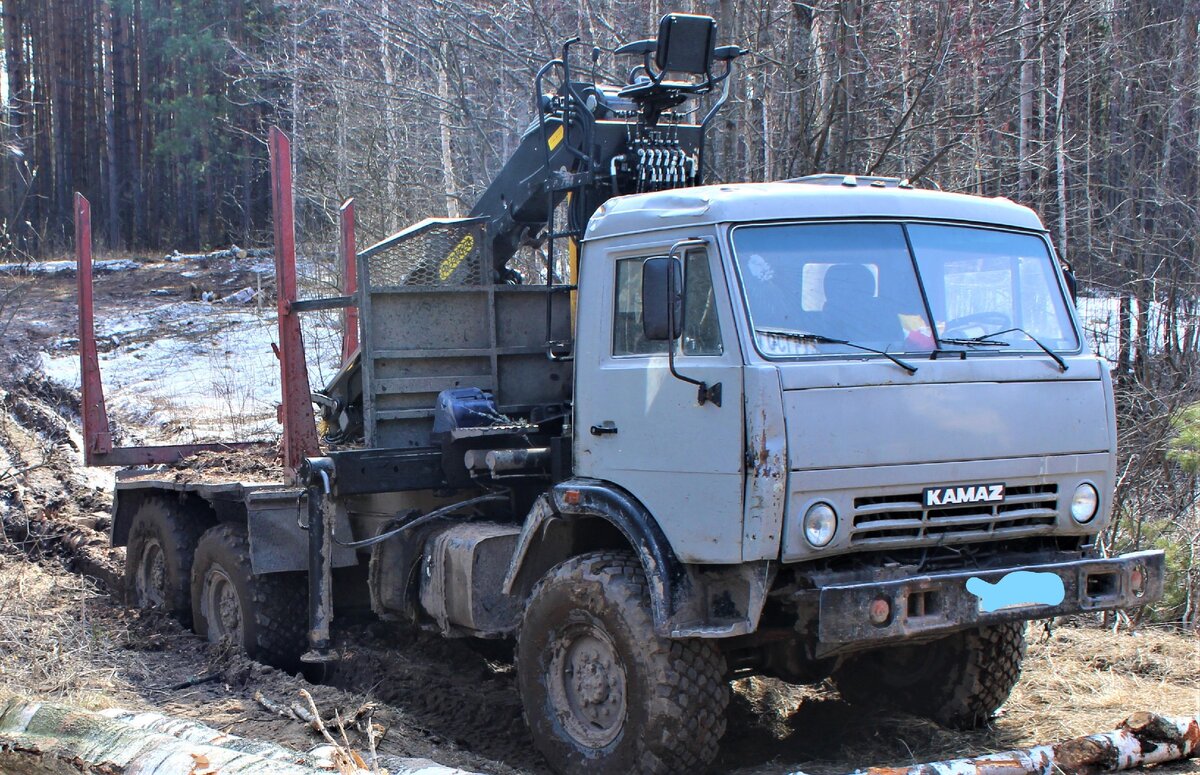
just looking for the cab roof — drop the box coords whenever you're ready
[583,179,1046,241]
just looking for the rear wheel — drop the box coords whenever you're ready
[832,622,1027,728]
[517,551,729,774]
[190,523,306,667]
[124,500,206,621]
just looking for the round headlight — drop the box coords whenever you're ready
[804,502,837,547]
[1070,483,1099,523]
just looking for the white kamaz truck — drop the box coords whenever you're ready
[78,13,1163,774]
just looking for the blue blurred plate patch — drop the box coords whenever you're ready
[966,571,1065,613]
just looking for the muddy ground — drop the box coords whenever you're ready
[0,257,1197,774]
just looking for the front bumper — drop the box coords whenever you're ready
[813,550,1164,652]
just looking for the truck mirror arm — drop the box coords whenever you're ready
[664,239,722,407]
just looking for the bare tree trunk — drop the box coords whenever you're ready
[2,0,29,235]
[970,0,983,194]
[100,1,122,250]
[810,0,833,169]
[1118,293,1132,378]
[437,41,460,218]
[1054,26,1068,258]
[1017,0,1035,200]
[380,0,399,231]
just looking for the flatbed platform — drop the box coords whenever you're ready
[114,445,287,490]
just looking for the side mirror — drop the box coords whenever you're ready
[655,13,717,76]
[642,256,682,341]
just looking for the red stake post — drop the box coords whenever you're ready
[76,194,114,463]
[268,127,321,475]
[339,199,359,365]
[76,194,260,467]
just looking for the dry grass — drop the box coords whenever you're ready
[1004,625,1200,742]
[723,625,1199,775]
[0,546,131,710]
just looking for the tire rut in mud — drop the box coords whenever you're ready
[0,377,122,591]
[2,373,545,772]
[326,624,548,774]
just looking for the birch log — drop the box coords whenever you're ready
[830,713,1200,775]
[0,698,478,775]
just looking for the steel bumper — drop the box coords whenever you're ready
[815,549,1165,649]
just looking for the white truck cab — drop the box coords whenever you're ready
[577,179,1115,572]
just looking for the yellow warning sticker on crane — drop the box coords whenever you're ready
[439,234,475,281]
[548,125,564,151]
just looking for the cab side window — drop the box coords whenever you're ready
[613,257,669,356]
[613,252,724,357]
[683,249,723,356]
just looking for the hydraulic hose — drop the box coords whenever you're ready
[331,492,508,549]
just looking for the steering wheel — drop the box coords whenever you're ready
[942,312,1011,338]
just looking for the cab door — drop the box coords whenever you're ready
[573,241,744,564]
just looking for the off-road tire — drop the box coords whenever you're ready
[190,523,306,668]
[832,622,1027,729]
[124,499,208,620]
[516,550,729,774]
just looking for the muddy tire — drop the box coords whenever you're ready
[124,500,207,620]
[832,622,1027,729]
[516,551,729,774]
[190,523,306,668]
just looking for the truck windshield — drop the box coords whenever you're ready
[906,224,1079,351]
[730,222,1078,359]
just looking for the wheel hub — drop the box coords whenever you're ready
[135,539,167,607]
[203,565,244,647]
[572,647,614,705]
[551,624,627,748]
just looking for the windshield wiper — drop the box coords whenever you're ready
[938,337,1009,348]
[959,327,1068,372]
[755,327,919,375]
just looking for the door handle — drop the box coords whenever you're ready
[590,423,618,436]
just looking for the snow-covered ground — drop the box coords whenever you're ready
[1075,294,1197,366]
[0,258,142,275]
[34,255,342,444]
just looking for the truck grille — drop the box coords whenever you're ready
[850,484,1058,546]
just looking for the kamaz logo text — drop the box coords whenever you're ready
[923,483,1006,507]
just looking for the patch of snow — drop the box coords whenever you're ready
[0,258,140,275]
[1075,294,1185,366]
[40,299,341,442]
[241,259,277,275]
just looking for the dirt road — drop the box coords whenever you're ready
[0,256,1196,774]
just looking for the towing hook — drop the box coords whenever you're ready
[300,456,335,495]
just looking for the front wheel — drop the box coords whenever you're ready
[517,551,729,774]
[832,622,1027,728]
[190,523,306,668]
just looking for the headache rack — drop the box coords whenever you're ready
[353,218,571,450]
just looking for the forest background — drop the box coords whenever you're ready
[1,0,1199,627]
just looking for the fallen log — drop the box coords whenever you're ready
[164,246,272,263]
[833,713,1200,775]
[0,697,479,774]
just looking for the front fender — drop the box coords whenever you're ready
[502,480,687,637]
